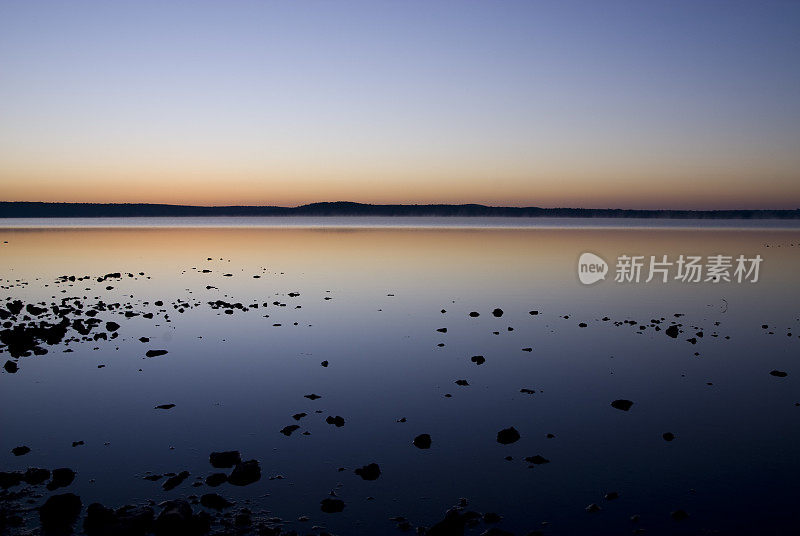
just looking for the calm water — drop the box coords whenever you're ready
[1,219,799,535]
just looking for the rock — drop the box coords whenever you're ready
[585,503,601,513]
[0,471,23,489]
[523,455,550,465]
[47,467,76,490]
[3,360,18,373]
[200,493,232,510]
[155,404,175,410]
[228,460,261,486]
[469,312,480,317]
[520,388,535,394]
[24,467,51,485]
[428,507,467,535]
[480,529,514,536]
[304,393,322,400]
[105,321,120,332]
[483,512,502,523]
[770,370,788,377]
[578,322,587,328]
[521,347,532,352]
[470,355,485,365]
[436,328,447,333]
[40,493,82,529]
[455,379,469,386]
[162,471,190,491]
[496,427,520,444]
[11,445,30,456]
[292,412,307,421]
[84,503,154,536]
[492,308,503,317]
[280,425,300,436]
[326,415,345,427]
[205,473,227,487]
[321,360,329,367]
[611,399,634,411]
[413,434,432,449]
[209,451,241,468]
[145,349,168,358]
[320,498,345,513]
[354,463,381,481]
[662,432,675,442]
[665,325,679,338]
[154,500,209,535]
[604,491,619,500]
[671,509,689,521]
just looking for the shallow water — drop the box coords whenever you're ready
[1,222,799,535]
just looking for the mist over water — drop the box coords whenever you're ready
[1,220,798,535]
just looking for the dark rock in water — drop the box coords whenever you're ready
[292,412,307,421]
[143,474,162,481]
[665,325,679,338]
[228,460,261,486]
[469,312,480,317]
[155,404,175,410]
[671,509,689,521]
[492,308,504,317]
[520,388,535,394]
[480,528,514,536]
[579,322,587,328]
[770,370,788,377]
[604,491,619,500]
[3,360,18,373]
[24,467,50,485]
[205,473,227,487]
[611,399,634,411]
[162,471,190,491]
[304,393,322,400]
[521,347,532,352]
[40,493,82,529]
[483,512,502,523]
[11,445,30,456]
[47,467,76,490]
[200,493,232,510]
[280,425,300,436]
[428,507,467,535]
[585,503,601,513]
[209,451,241,468]
[145,349,168,358]
[106,321,120,332]
[436,327,447,333]
[524,455,550,465]
[139,337,150,342]
[320,498,345,513]
[455,379,469,386]
[0,471,23,489]
[154,499,209,535]
[663,432,675,442]
[320,360,329,367]
[354,463,381,481]
[413,434,432,449]
[326,415,345,427]
[72,441,84,447]
[84,503,154,536]
[470,355,485,365]
[529,310,539,315]
[496,427,520,444]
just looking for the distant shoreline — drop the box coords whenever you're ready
[1,201,799,219]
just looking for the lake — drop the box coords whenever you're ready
[1,218,798,535]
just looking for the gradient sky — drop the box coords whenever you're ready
[1,0,799,209]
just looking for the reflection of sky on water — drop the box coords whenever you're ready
[0,225,798,534]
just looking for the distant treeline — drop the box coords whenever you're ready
[1,201,799,219]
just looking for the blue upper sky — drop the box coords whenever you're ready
[1,1,798,208]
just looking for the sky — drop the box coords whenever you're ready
[1,0,799,209]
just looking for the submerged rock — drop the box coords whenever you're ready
[145,349,168,358]
[470,355,485,365]
[354,463,381,481]
[11,445,30,456]
[162,471,190,491]
[40,493,82,530]
[770,370,788,377]
[413,434,432,449]
[200,493,232,510]
[228,460,261,486]
[209,451,241,468]
[320,498,345,513]
[280,425,300,436]
[492,308,504,317]
[611,399,634,411]
[47,467,76,490]
[205,473,227,487]
[665,325,679,338]
[326,415,345,427]
[663,432,675,442]
[496,427,520,444]
[3,360,18,373]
